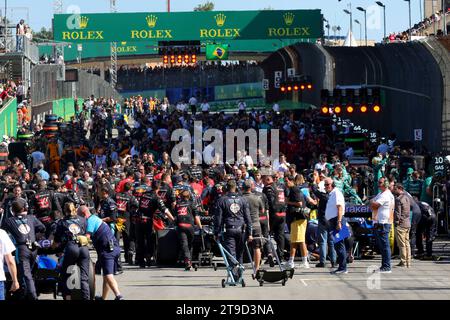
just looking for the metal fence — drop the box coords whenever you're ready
[31,64,121,107]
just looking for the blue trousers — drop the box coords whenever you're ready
[375,223,392,270]
[327,217,347,271]
[318,222,336,265]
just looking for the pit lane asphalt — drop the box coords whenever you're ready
[38,239,450,300]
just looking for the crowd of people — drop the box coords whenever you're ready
[109,62,262,91]
[385,9,449,42]
[0,93,443,300]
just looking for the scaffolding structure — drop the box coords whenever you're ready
[110,0,117,88]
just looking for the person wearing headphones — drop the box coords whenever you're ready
[324,178,347,274]
[370,177,395,273]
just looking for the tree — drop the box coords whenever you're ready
[194,1,214,11]
[33,27,53,42]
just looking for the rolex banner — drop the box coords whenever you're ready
[53,10,323,43]
[206,44,229,60]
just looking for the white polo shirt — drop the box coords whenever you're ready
[325,187,345,221]
[373,189,395,224]
[0,229,16,281]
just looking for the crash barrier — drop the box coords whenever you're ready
[31,65,121,120]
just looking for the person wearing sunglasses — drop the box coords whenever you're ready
[370,177,395,273]
[324,178,348,274]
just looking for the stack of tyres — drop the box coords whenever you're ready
[44,114,59,139]
[0,144,7,171]
[17,132,34,143]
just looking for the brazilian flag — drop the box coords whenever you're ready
[206,44,229,61]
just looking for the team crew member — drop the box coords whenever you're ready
[52,203,90,300]
[416,201,437,259]
[136,180,174,268]
[78,205,123,300]
[263,174,288,261]
[370,177,395,273]
[174,190,202,270]
[242,180,264,271]
[2,184,30,221]
[1,200,45,300]
[115,182,139,265]
[98,187,121,272]
[32,180,60,238]
[214,180,252,272]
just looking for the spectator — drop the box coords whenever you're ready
[370,177,395,273]
[324,177,347,274]
[393,183,411,268]
[16,19,26,52]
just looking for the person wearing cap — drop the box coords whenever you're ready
[214,180,252,275]
[173,175,198,209]
[78,205,123,300]
[135,180,174,268]
[1,200,45,300]
[174,189,202,270]
[31,180,60,239]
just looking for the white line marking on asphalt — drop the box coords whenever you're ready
[300,279,308,287]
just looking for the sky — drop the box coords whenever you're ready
[7,0,425,42]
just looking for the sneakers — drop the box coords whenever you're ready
[331,269,348,275]
[94,296,104,301]
[396,262,406,267]
[184,258,192,271]
[298,262,310,269]
[375,267,392,274]
[114,295,125,300]
[315,262,326,268]
[283,261,295,270]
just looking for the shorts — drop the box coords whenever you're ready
[252,227,262,249]
[290,219,307,243]
[98,246,120,276]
